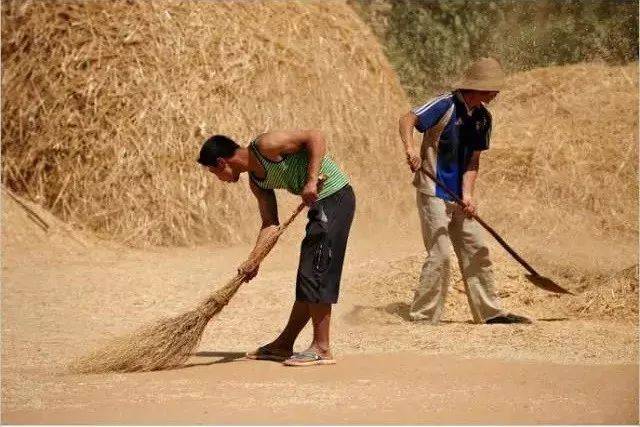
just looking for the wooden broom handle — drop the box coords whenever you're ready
[277,174,327,232]
[278,203,306,232]
[420,167,542,277]
[241,174,327,272]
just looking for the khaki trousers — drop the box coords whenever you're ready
[410,191,506,323]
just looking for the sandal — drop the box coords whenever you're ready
[282,350,336,367]
[245,346,293,361]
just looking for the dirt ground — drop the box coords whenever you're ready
[2,194,638,424]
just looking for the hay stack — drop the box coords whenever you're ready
[2,0,410,246]
[1,187,94,266]
[482,62,638,240]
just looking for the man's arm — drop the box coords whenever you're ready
[251,179,279,228]
[398,112,421,172]
[258,130,326,205]
[462,151,481,218]
[238,180,280,281]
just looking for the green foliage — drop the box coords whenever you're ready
[350,0,639,101]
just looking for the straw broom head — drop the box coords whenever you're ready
[70,206,302,374]
[69,274,245,373]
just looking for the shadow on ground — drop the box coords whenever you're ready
[179,351,247,368]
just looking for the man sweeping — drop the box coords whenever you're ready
[398,57,530,324]
[197,130,355,365]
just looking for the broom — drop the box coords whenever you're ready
[70,200,309,374]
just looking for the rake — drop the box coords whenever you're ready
[421,167,573,295]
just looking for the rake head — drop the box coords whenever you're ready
[526,273,574,295]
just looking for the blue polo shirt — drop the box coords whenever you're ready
[412,91,492,201]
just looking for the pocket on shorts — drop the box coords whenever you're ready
[305,204,332,274]
[312,239,332,273]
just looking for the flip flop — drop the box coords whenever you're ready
[282,350,336,367]
[245,346,292,362]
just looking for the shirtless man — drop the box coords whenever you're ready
[198,130,355,365]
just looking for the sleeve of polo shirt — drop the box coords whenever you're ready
[474,109,492,151]
[411,96,452,133]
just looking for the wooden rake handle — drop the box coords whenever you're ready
[420,167,542,277]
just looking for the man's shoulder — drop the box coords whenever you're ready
[254,130,309,160]
[256,129,313,147]
[253,131,281,153]
[251,132,282,161]
[412,92,454,115]
[427,92,455,104]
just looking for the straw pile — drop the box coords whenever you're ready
[482,62,638,240]
[2,0,409,247]
[567,264,638,320]
[353,254,638,324]
[1,186,96,266]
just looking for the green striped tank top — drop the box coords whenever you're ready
[249,140,349,200]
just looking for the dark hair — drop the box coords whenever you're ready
[197,135,239,167]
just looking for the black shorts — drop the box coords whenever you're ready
[296,185,355,304]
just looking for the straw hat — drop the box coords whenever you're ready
[455,57,505,92]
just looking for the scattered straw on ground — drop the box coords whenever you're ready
[72,204,298,373]
[71,275,244,373]
[348,252,638,325]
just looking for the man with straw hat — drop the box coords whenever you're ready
[398,57,531,324]
[198,130,355,365]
